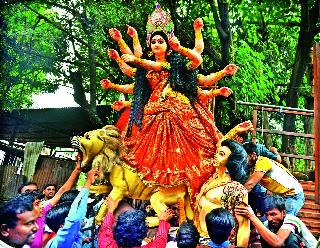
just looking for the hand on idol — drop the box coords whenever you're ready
[109,28,122,42]
[157,208,174,222]
[86,167,100,185]
[75,153,82,171]
[234,203,256,221]
[104,196,121,214]
[223,64,238,76]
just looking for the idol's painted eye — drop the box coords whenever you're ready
[157,39,164,44]
[151,39,157,44]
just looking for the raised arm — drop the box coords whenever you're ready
[109,28,133,55]
[98,197,120,248]
[169,36,203,70]
[235,204,291,247]
[198,64,238,87]
[48,157,82,206]
[127,26,143,58]
[101,79,134,94]
[109,49,136,77]
[122,54,170,71]
[193,18,204,54]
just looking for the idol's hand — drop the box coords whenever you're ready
[168,36,180,51]
[108,49,120,61]
[223,64,238,76]
[100,79,112,90]
[109,28,122,41]
[219,87,233,97]
[127,25,137,38]
[121,54,136,63]
[194,17,204,31]
[237,121,254,133]
[111,101,127,111]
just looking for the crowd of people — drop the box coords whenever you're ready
[0,141,319,248]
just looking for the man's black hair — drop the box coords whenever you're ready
[18,182,38,194]
[243,141,258,155]
[43,183,57,191]
[263,195,286,214]
[17,191,40,205]
[176,221,200,248]
[46,201,72,233]
[114,209,148,247]
[205,208,235,245]
[0,195,34,228]
[59,189,79,203]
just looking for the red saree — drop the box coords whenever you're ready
[122,70,223,200]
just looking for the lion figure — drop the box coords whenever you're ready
[72,125,193,227]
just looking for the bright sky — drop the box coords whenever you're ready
[31,86,80,108]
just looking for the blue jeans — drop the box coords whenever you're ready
[249,184,267,221]
[284,192,305,216]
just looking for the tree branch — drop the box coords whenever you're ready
[209,1,228,41]
[22,3,109,69]
[244,21,300,27]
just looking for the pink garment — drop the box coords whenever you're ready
[98,212,170,248]
[30,203,52,248]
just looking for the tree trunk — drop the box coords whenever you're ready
[209,0,231,66]
[70,70,103,127]
[75,9,103,127]
[281,0,319,161]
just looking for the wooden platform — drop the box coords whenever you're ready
[298,181,320,238]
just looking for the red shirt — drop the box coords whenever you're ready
[98,212,170,248]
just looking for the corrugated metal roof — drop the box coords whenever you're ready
[0,105,113,148]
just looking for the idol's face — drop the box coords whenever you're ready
[150,35,167,56]
[214,146,232,168]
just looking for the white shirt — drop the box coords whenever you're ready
[264,214,317,248]
[0,240,14,248]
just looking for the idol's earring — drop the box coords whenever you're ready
[148,51,154,57]
[167,49,172,56]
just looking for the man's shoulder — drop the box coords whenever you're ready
[280,214,302,232]
[255,156,272,172]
